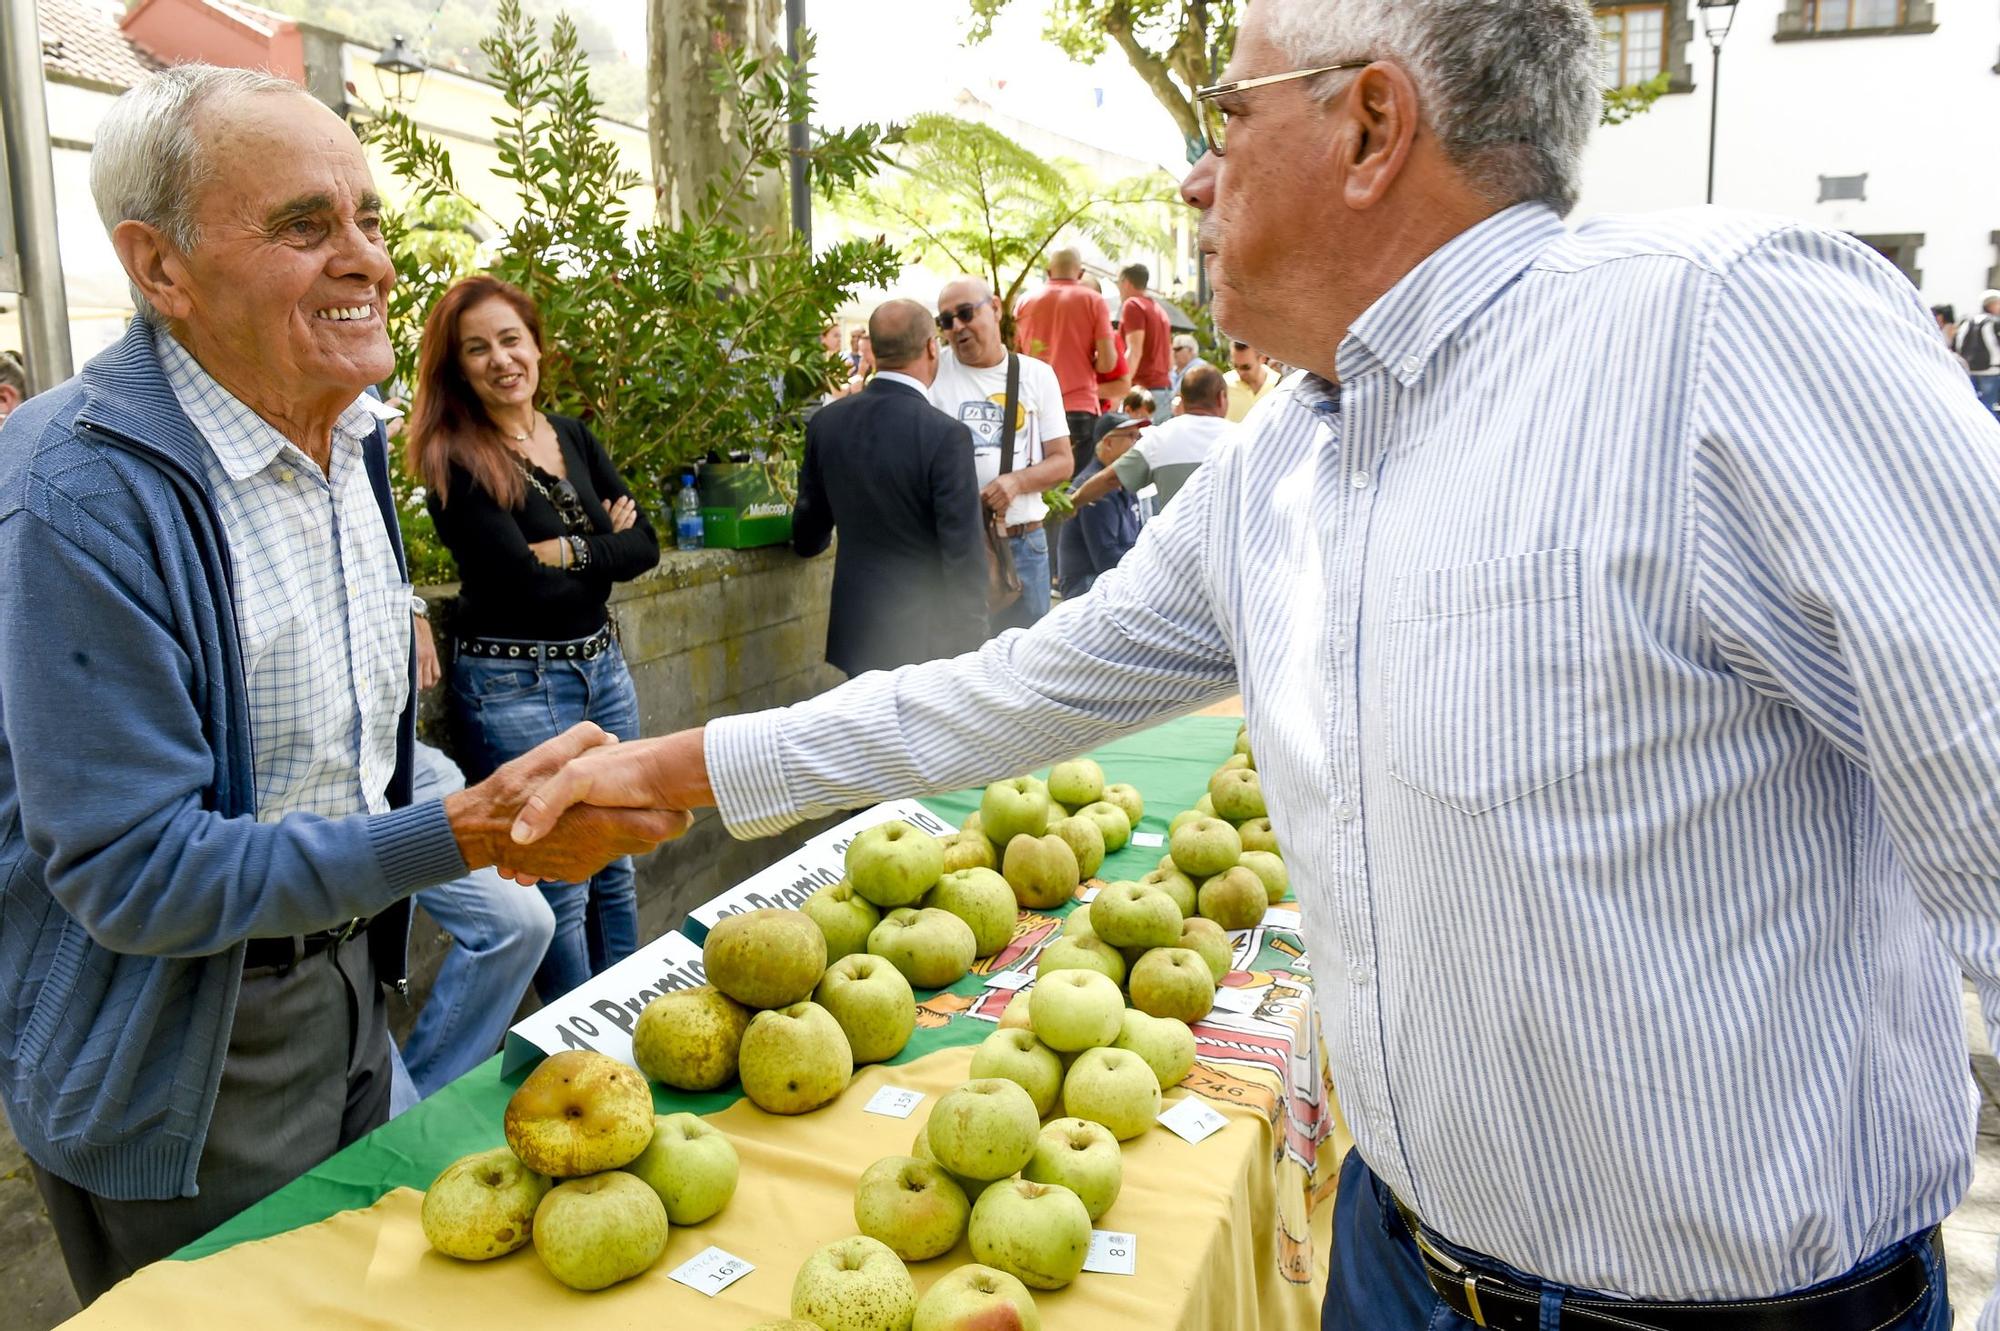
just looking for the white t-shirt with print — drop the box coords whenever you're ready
[929,348,1070,527]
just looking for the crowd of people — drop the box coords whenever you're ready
[1940,291,2000,417]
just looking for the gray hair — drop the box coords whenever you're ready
[90,63,307,320]
[1265,0,1601,216]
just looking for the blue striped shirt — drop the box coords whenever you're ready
[709,202,2000,1308]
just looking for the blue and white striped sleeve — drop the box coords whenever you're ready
[705,454,1242,837]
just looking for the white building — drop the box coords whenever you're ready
[1577,0,1994,311]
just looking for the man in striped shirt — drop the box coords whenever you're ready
[515,2,2000,1327]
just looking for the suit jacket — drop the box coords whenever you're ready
[793,376,989,675]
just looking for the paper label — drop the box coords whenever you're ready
[803,799,957,858]
[1084,1229,1138,1275]
[1130,831,1165,848]
[1078,886,1100,903]
[501,931,706,1074]
[1158,1096,1228,1144]
[863,1086,924,1118]
[669,1245,755,1295]
[982,969,1033,991]
[1209,984,1263,1015]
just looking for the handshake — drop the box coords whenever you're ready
[444,723,712,882]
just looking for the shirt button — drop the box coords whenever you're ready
[1335,802,1356,821]
[1401,355,1421,376]
[1349,471,1370,490]
[277,467,295,484]
[1349,962,1374,986]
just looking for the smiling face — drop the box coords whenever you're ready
[455,295,542,417]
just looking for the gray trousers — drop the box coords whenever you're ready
[32,933,392,1304]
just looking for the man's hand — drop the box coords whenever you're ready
[981,471,1024,515]
[510,726,714,848]
[414,613,441,690]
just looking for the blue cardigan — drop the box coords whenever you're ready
[0,322,468,1201]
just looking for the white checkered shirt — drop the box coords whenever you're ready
[157,334,410,821]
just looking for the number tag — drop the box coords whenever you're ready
[1209,984,1263,1015]
[1083,1229,1138,1275]
[1078,886,1101,903]
[1158,1096,1228,1144]
[982,969,1033,992]
[668,1245,755,1295]
[1129,831,1165,848]
[864,1086,925,1118]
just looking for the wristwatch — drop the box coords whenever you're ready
[409,594,429,619]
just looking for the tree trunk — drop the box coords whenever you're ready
[648,0,788,230]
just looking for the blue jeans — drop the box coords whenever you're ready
[448,640,643,1002]
[995,528,1051,630]
[1975,374,2000,417]
[1321,1150,1949,1331]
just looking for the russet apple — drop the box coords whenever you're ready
[1115,1009,1197,1091]
[1128,946,1216,1022]
[967,1179,1092,1291]
[913,1263,1042,1331]
[1047,815,1106,881]
[503,1050,655,1178]
[1061,907,1097,940]
[1179,916,1234,982]
[980,778,1050,846]
[1028,968,1123,1052]
[1099,783,1145,828]
[1237,849,1289,904]
[869,906,977,989]
[632,984,751,1092]
[1169,817,1242,880]
[1139,865,1198,919]
[1208,768,1266,822]
[927,1078,1041,1181]
[1198,866,1267,931]
[929,868,1020,958]
[970,1027,1064,1116]
[1167,808,1204,837]
[1033,934,1125,986]
[1045,759,1104,808]
[1061,1046,1162,1140]
[621,1111,739,1224]
[531,1171,669,1291]
[1073,800,1132,853]
[1021,1116,1121,1221]
[1089,880,1183,949]
[854,1154,970,1260]
[997,989,1033,1030]
[792,1235,919,1331]
[1195,793,1215,816]
[803,879,883,962]
[941,829,1000,873]
[421,1146,549,1260]
[1002,834,1080,910]
[1234,725,1252,760]
[1216,752,1251,773]
[1237,816,1281,855]
[815,952,917,1064]
[847,819,947,908]
[704,908,827,1009]
[738,1000,853,1114]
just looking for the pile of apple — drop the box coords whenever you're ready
[1139,724,1285,934]
[946,758,1145,904]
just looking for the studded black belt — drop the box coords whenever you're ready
[456,624,613,662]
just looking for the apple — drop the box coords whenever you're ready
[1100,783,1145,828]
[504,1050,655,1178]
[1028,968,1124,1052]
[1179,916,1234,981]
[1198,866,1267,931]
[1128,947,1215,1022]
[1073,801,1132,853]
[1139,865,1198,919]
[997,989,1033,1030]
[848,819,947,908]
[1169,817,1242,879]
[1060,907,1097,939]
[747,1323,825,1331]
[1021,1116,1121,1221]
[531,1171,669,1291]
[792,1235,919,1331]
[1237,816,1280,855]
[970,1027,1064,1116]
[962,810,986,835]
[1047,815,1106,881]
[1089,881,1183,949]
[1167,808,1205,836]
[913,1263,1042,1331]
[1234,726,1253,760]
[870,906,977,989]
[738,1000,853,1115]
[704,908,827,1010]
[930,868,1020,958]
[854,1154,970,1261]
[622,1111,739,1224]
[941,830,1000,873]
[1061,1047,1162,1140]
[927,1078,1041,1181]
[967,1179,1092,1291]
[1002,834,1080,911]
[804,879,883,962]
[1209,768,1266,822]
[815,952,917,1064]
[1194,793,1215,816]
[1046,759,1105,808]
[1114,1009,1197,1091]
[913,1121,1003,1204]
[1033,934,1126,986]
[421,1146,549,1260]
[980,778,1051,846]
[1216,752,1251,773]
[1237,849,1289,904]
[632,984,751,1092]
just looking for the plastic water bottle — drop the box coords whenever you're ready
[674,472,705,551]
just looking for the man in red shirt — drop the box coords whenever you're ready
[1118,263,1173,418]
[1014,247,1114,470]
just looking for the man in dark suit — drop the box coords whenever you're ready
[793,300,988,675]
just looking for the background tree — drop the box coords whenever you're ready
[648,0,787,229]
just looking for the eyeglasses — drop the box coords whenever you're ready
[935,298,993,331]
[1194,61,1373,158]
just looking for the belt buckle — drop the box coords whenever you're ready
[1406,1218,1487,1327]
[333,916,366,946]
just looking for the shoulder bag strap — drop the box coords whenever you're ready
[1000,351,1021,477]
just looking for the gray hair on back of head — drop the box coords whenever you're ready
[90,63,307,322]
[1264,0,1601,216]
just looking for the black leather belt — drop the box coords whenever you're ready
[243,917,369,972]
[1393,1196,1937,1331]
[457,624,613,662]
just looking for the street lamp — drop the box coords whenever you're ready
[1698,0,1739,205]
[373,34,426,108]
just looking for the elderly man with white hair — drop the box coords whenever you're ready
[508,1,2000,1327]
[0,65,681,1301]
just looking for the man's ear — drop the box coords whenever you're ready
[1341,62,1422,211]
[111,220,197,323]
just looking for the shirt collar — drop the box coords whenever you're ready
[155,332,379,482]
[1340,202,1568,389]
[872,370,930,396]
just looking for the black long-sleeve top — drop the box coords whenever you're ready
[427,413,660,641]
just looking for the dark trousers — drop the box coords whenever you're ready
[1053,408,1100,585]
[32,934,392,1304]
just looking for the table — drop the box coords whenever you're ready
[64,715,1348,1329]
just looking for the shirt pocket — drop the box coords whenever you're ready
[1386,548,1585,815]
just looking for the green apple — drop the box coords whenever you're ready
[1028,968,1124,1052]
[854,1154,969,1261]
[632,984,751,1092]
[1237,850,1289,904]
[1234,726,1253,760]
[704,908,827,1010]
[1128,946,1216,1022]
[1061,1047,1162,1140]
[792,1235,919,1331]
[1046,759,1105,808]
[1139,865,1198,919]
[913,1263,1042,1331]
[1115,1009,1197,1091]
[1208,768,1266,822]
[997,989,1033,1030]
[1003,834,1080,911]
[941,830,1000,873]
[802,879,883,963]
[1216,752,1252,773]
[930,868,1020,958]
[1237,816,1280,855]
[1167,808,1205,836]
[621,1111,739,1224]
[1089,880,1183,949]
[913,1120,1003,1204]
[421,1146,550,1260]
[1169,816,1242,880]
[970,1027,1063,1117]
[738,1001,853,1115]
[967,1178,1092,1291]
[1195,792,1215,816]
[927,1078,1041,1181]
[1074,801,1132,853]
[531,1171,669,1291]
[869,906,977,989]
[962,810,986,835]
[1021,1116,1121,1221]
[1100,783,1145,828]
[981,778,1051,846]
[747,1323,825,1331]
[1047,815,1106,881]
[1033,934,1125,986]
[847,819,947,908]
[815,952,917,1064]
[1198,866,1267,931]
[504,1050,655,1178]
[1061,906,1098,940]
[1179,916,1234,982]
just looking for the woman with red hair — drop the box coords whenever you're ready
[408,275,659,999]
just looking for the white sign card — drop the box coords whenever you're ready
[1130,831,1165,848]
[669,1246,756,1295]
[1158,1096,1229,1144]
[1084,1230,1138,1275]
[1209,984,1264,1016]
[863,1086,925,1118]
[802,798,957,857]
[502,930,707,1074]
[684,844,847,939]
[982,969,1033,992]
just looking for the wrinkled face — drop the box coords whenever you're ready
[938,279,1003,365]
[456,296,542,417]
